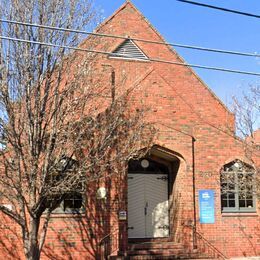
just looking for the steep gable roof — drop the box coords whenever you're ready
[95,1,232,115]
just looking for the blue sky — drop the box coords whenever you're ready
[94,0,260,109]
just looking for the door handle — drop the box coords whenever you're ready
[144,202,148,215]
[158,225,169,230]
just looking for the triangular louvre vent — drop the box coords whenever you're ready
[110,39,148,60]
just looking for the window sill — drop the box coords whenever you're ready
[222,212,258,217]
[43,209,85,218]
[49,213,85,218]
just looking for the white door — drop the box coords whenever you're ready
[128,173,169,238]
[127,174,146,238]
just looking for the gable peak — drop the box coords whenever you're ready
[124,0,137,8]
[95,1,144,33]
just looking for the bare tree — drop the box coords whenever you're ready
[232,85,260,140]
[0,1,155,259]
[221,86,260,210]
[232,85,259,153]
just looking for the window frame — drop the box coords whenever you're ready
[48,156,85,214]
[221,161,256,213]
[50,193,85,214]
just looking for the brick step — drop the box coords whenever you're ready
[128,249,184,256]
[177,252,215,259]
[109,257,215,260]
[108,257,124,260]
[109,254,214,260]
[109,255,178,260]
[109,245,215,259]
[128,255,182,259]
[129,242,183,250]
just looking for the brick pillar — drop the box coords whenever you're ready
[119,219,127,255]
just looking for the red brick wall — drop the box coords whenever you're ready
[87,2,260,258]
[0,2,259,259]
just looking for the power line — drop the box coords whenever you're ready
[0,18,260,59]
[0,26,258,161]
[1,35,260,77]
[177,0,260,19]
[0,38,258,156]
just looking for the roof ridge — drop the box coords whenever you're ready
[94,1,133,34]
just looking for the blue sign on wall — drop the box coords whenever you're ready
[199,190,215,224]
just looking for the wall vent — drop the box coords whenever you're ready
[109,39,148,61]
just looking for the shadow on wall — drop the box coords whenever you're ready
[42,171,125,260]
[171,192,194,249]
[238,218,258,257]
[0,214,23,259]
[169,160,193,248]
[0,171,125,260]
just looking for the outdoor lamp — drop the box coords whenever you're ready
[141,159,149,168]
[97,187,107,199]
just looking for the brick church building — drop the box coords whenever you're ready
[0,1,259,259]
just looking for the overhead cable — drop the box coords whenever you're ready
[0,35,260,77]
[177,0,260,19]
[0,18,259,58]
[1,35,259,151]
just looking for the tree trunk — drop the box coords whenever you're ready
[25,217,41,260]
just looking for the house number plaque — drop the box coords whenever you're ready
[119,210,127,220]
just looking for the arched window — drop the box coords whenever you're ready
[221,160,256,213]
